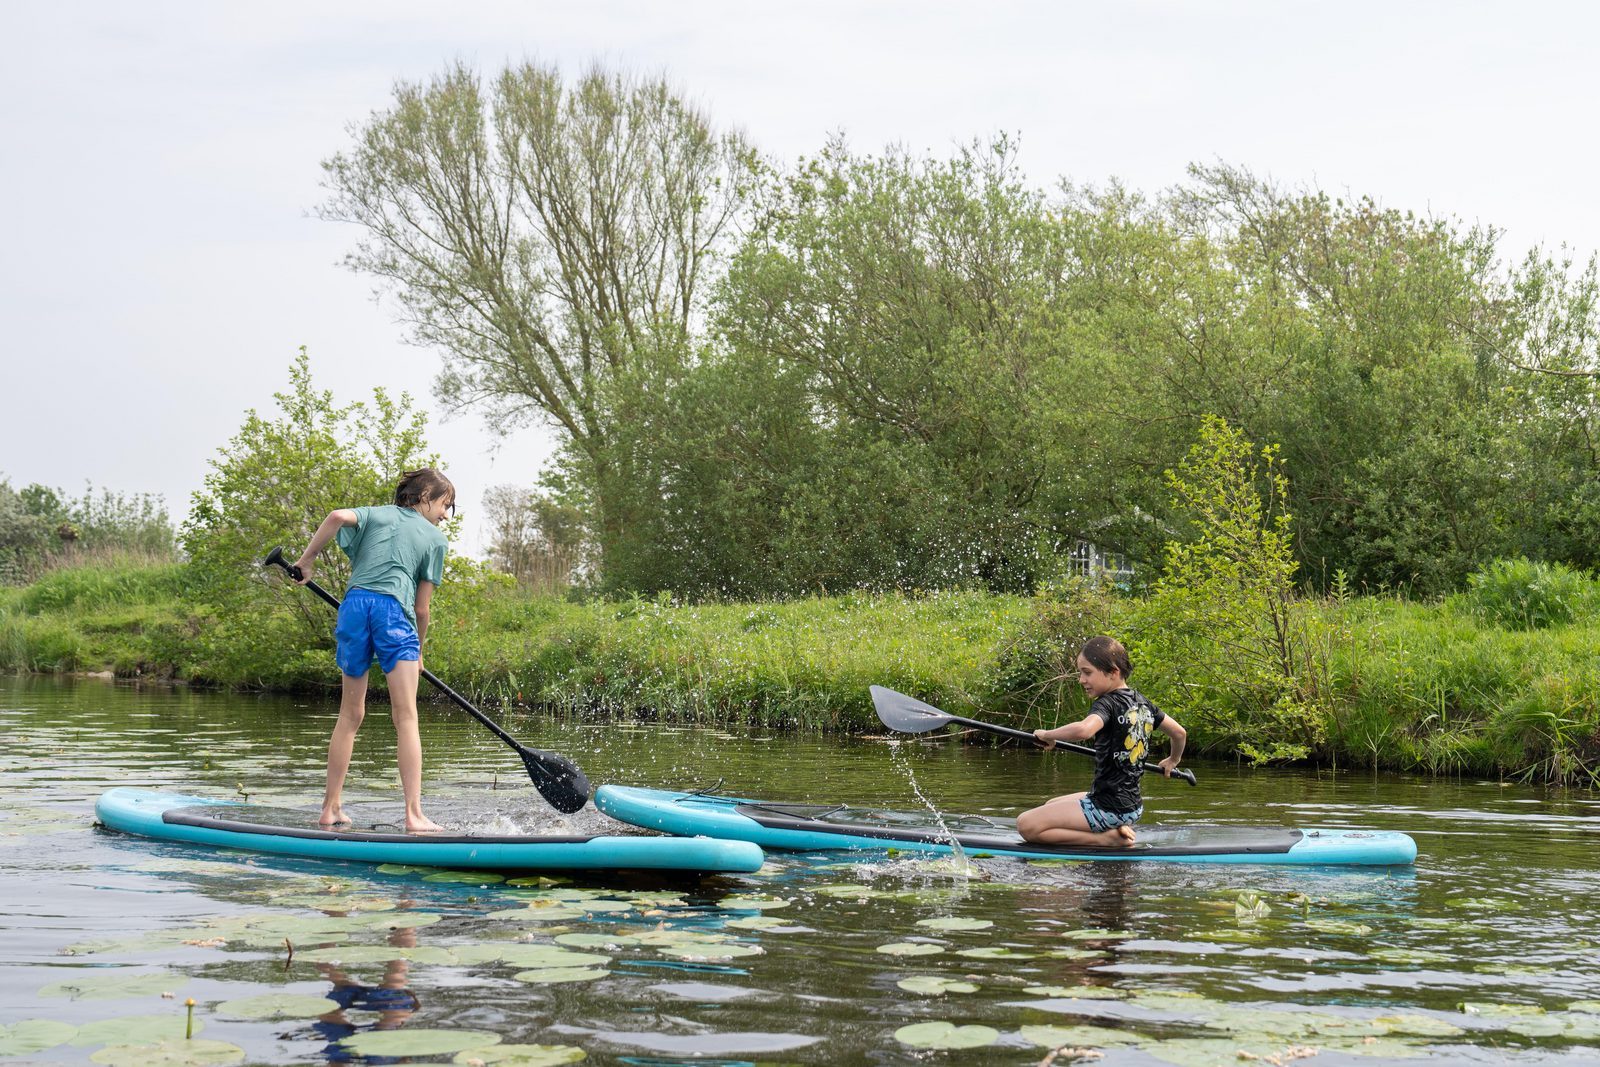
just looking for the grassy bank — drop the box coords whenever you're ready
[2,558,1597,784]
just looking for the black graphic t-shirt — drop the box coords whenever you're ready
[1086,688,1166,813]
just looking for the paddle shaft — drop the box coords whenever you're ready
[967,713,1196,786]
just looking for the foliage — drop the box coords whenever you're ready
[179,347,438,674]
[1458,557,1593,630]
[602,136,1079,595]
[481,484,586,594]
[322,61,756,578]
[1140,417,1325,762]
[7,557,1599,785]
[0,478,174,584]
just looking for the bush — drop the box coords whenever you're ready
[180,347,443,673]
[1460,557,1591,630]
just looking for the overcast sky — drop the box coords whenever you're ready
[3,1,1597,556]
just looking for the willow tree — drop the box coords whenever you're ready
[321,62,756,572]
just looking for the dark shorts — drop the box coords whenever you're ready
[1081,795,1142,833]
[335,589,419,676]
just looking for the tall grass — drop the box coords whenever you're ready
[4,558,1598,784]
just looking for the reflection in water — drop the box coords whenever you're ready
[3,676,1600,1065]
[312,927,420,1063]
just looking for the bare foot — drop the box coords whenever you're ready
[405,815,444,834]
[319,807,350,827]
[1092,825,1136,848]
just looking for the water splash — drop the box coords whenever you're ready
[885,739,973,877]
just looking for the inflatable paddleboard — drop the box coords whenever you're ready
[595,786,1417,866]
[96,788,765,874]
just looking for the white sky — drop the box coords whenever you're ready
[3,1,1597,556]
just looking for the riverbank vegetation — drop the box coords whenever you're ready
[3,546,1598,785]
[5,61,1600,786]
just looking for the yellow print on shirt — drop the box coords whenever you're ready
[1119,702,1155,765]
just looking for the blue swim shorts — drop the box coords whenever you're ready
[334,588,420,676]
[1080,795,1142,834]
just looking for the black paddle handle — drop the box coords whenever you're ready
[261,548,525,753]
[949,711,1198,786]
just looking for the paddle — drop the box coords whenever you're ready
[869,685,1198,786]
[262,547,591,813]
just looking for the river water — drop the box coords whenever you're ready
[2,675,1598,1065]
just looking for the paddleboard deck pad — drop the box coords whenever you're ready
[96,788,765,873]
[594,786,1417,866]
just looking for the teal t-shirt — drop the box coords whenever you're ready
[336,505,448,624]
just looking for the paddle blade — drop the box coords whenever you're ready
[522,748,592,813]
[870,685,955,734]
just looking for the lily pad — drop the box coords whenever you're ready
[955,946,1034,959]
[1024,985,1128,1000]
[1044,947,1103,960]
[0,1019,77,1055]
[39,970,184,1000]
[876,942,944,956]
[293,945,456,965]
[897,975,978,995]
[90,1039,245,1066]
[511,967,609,984]
[724,916,792,932]
[718,894,792,910]
[1302,919,1374,936]
[496,946,610,969]
[554,932,640,948]
[915,917,994,932]
[893,1021,999,1050]
[1143,1038,1322,1066]
[420,870,506,884]
[1570,1000,1600,1014]
[271,894,399,912]
[1371,1013,1465,1037]
[454,1044,587,1065]
[70,1015,203,1047]
[1461,1001,1545,1016]
[656,942,764,960]
[812,884,887,899]
[486,907,587,922]
[1019,1024,1135,1047]
[1367,947,1453,965]
[360,911,443,930]
[214,993,341,1019]
[340,1029,503,1057]
[130,859,250,877]
[632,930,732,947]
[1061,928,1133,940]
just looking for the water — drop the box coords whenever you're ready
[3,675,1599,1065]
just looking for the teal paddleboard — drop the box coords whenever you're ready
[96,788,765,874]
[595,786,1417,866]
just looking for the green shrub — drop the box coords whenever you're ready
[16,562,187,614]
[1461,557,1591,629]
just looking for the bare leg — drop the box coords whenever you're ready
[1016,792,1136,848]
[322,674,367,826]
[385,659,441,834]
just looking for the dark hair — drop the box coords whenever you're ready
[1079,635,1132,679]
[395,468,455,510]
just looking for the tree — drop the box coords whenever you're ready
[1142,416,1324,762]
[321,62,757,578]
[180,349,437,675]
[481,483,586,593]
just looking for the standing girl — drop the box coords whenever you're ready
[293,469,454,833]
[1016,636,1185,847]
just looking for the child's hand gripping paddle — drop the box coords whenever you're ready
[263,547,592,813]
[870,685,1198,786]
